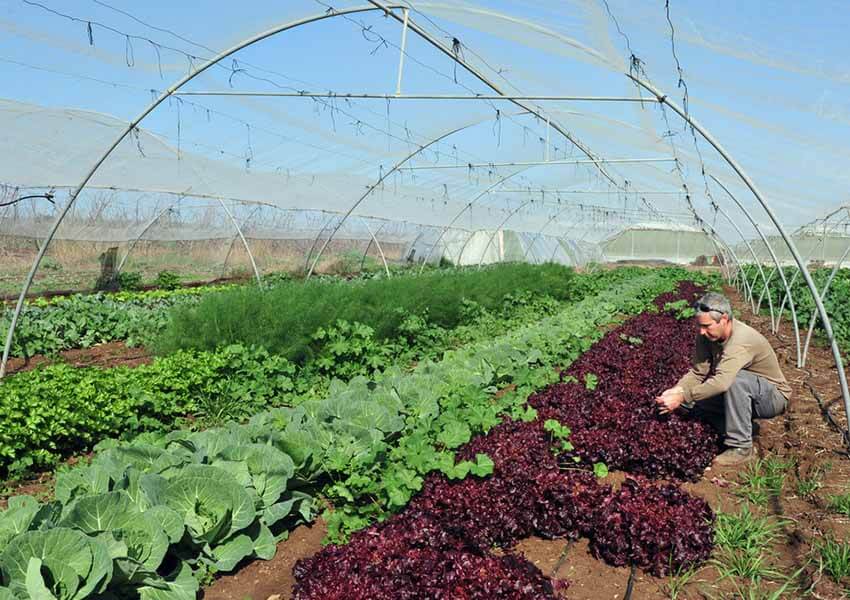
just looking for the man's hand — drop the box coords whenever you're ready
[654,387,685,415]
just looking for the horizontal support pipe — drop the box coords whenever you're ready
[489,189,685,194]
[173,91,657,102]
[397,157,676,171]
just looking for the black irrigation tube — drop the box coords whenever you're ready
[624,564,637,600]
[803,367,850,457]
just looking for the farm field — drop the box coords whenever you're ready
[1,265,848,599]
[3,1,849,598]
[205,283,850,600]
[0,267,678,595]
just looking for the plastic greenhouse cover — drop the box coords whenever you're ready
[0,0,847,250]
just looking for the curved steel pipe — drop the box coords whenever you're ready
[801,243,850,367]
[359,217,391,277]
[630,75,850,435]
[714,203,775,324]
[476,198,534,268]
[417,166,534,273]
[1,4,411,378]
[710,175,796,338]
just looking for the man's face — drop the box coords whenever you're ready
[696,312,727,342]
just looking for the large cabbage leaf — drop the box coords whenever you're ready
[137,563,198,600]
[54,465,111,506]
[58,492,170,578]
[161,465,254,546]
[212,444,294,510]
[0,496,40,548]
[0,586,16,599]
[0,528,112,600]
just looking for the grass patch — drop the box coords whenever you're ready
[664,563,699,599]
[795,461,830,499]
[713,504,784,581]
[735,456,790,506]
[827,492,850,517]
[816,537,850,585]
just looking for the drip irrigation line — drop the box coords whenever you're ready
[624,565,637,600]
[664,0,689,123]
[549,540,574,578]
[802,367,850,456]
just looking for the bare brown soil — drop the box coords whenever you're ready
[201,520,328,600]
[4,341,152,375]
[197,285,850,598]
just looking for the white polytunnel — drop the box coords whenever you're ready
[0,0,849,425]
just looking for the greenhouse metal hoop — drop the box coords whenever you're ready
[772,214,850,331]
[802,240,850,367]
[709,175,796,339]
[1,3,415,378]
[712,202,775,322]
[2,4,848,447]
[627,76,850,434]
[359,220,390,275]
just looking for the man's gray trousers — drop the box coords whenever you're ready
[691,370,787,448]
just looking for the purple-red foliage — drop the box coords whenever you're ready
[406,420,610,549]
[530,284,721,482]
[293,512,567,599]
[293,281,719,596]
[589,478,715,576]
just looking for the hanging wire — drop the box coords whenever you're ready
[664,0,690,126]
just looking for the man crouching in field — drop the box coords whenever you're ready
[654,292,791,466]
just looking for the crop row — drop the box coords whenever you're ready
[0,270,691,599]
[292,282,719,599]
[2,263,608,360]
[0,266,669,477]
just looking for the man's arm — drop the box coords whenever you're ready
[682,344,752,403]
[674,339,711,395]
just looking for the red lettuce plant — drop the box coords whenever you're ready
[589,477,715,576]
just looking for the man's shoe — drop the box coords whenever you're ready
[713,446,755,467]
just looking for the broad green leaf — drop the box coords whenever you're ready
[209,534,253,572]
[437,421,471,449]
[54,465,111,505]
[95,444,184,477]
[0,495,40,548]
[593,462,609,479]
[59,491,137,533]
[0,586,18,600]
[216,444,295,510]
[26,556,71,600]
[469,454,495,477]
[0,528,112,600]
[262,499,296,528]
[144,506,184,544]
[138,563,198,600]
[162,465,255,545]
[248,522,276,561]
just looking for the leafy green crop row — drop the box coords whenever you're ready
[3,263,590,361]
[0,345,296,476]
[0,268,690,599]
[2,288,232,359]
